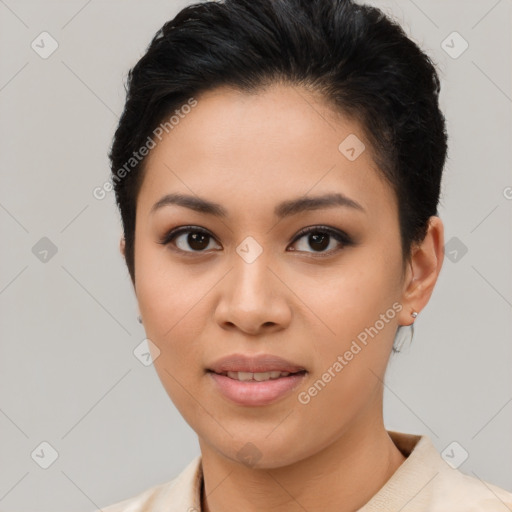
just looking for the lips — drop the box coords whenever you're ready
[218,370,301,382]
[207,353,307,375]
[208,370,307,406]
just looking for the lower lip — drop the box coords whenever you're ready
[208,371,307,406]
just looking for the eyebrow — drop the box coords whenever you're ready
[150,192,366,218]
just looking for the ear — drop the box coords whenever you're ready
[398,216,445,326]
[119,236,137,290]
[119,236,126,259]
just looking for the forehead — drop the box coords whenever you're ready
[138,84,397,224]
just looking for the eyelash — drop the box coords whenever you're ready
[158,225,353,257]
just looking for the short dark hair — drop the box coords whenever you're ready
[109,0,448,284]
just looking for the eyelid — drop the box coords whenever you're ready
[291,225,351,244]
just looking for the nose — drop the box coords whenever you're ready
[214,251,292,335]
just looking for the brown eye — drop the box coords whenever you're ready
[304,232,330,251]
[159,227,221,253]
[179,231,211,251]
[289,226,352,255]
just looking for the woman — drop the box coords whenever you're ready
[98,0,512,510]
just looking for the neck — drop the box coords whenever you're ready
[199,418,406,512]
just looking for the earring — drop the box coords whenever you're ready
[393,310,418,353]
[137,315,143,324]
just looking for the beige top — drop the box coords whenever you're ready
[95,430,512,511]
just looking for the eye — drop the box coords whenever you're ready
[288,225,352,256]
[158,226,221,253]
[158,225,353,256]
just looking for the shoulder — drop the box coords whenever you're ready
[370,431,512,512]
[89,455,203,512]
[430,465,512,511]
[94,479,178,512]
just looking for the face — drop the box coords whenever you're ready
[132,84,411,468]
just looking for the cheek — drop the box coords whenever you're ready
[291,253,399,339]
[136,238,198,329]
[291,253,400,399]
[294,294,399,435]
[134,242,208,375]
[135,251,210,418]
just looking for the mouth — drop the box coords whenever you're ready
[207,369,307,382]
[206,353,308,405]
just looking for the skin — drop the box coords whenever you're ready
[120,83,444,512]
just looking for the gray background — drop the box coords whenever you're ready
[0,0,511,510]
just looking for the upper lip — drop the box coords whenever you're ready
[207,353,306,374]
